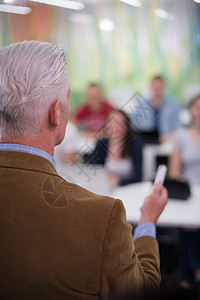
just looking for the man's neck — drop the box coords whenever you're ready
[152,96,163,110]
[0,134,54,157]
[88,101,103,113]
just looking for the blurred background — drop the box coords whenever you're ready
[1,0,200,112]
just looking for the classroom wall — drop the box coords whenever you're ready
[0,0,200,111]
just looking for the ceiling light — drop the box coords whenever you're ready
[154,8,173,21]
[70,13,93,24]
[119,0,142,7]
[0,4,31,14]
[99,19,115,32]
[29,0,84,10]
[4,0,14,3]
[193,0,200,3]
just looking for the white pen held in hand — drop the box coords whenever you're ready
[154,165,167,197]
[154,165,167,186]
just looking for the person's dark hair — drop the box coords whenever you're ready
[88,83,101,89]
[151,75,165,83]
[109,109,134,158]
[188,94,200,109]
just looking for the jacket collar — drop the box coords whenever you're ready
[0,150,58,176]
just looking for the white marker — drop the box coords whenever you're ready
[154,165,167,186]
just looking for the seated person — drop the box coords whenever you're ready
[72,83,113,137]
[169,95,200,184]
[169,95,200,294]
[131,76,181,143]
[87,109,143,186]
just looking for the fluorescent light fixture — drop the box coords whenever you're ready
[154,8,173,21]
[193,0,200,3]
[99,18,115,32]
[70,13,93,24]
[0,4,31,14]
[119,0,142,7]
[4,0,14,3]
[29,0,84,10]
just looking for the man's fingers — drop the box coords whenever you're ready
[151,183,162,197]
[160,188,168,204]
[151,184,168,202]
[140,185,168,224]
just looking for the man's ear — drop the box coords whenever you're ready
[49,99,61,126]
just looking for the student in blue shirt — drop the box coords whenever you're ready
[131,76,181,143]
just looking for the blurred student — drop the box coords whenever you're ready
[169,95,200,184]
[169,95,200,294]
[87,110,143,186]
[131,76,180,143]
[72,84,113,137]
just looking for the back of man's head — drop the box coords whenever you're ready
[0,40,69,139]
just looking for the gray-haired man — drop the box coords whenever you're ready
[0,41,167,300]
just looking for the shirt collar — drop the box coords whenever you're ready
[0,143,57,170]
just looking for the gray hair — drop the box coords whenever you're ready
[0,40,70,138]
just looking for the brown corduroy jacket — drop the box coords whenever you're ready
[0,150,160,300]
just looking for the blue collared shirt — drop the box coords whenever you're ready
[0,143,155,240]
[131,96,181,137]
[0,143,56,169]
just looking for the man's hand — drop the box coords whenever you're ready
[138,184,168,225]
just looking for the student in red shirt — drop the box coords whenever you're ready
[72,84,113,137]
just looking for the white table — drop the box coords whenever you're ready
[58,165,200,229]
[111,182,200,229]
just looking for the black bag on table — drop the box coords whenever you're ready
[164,177,191,200]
